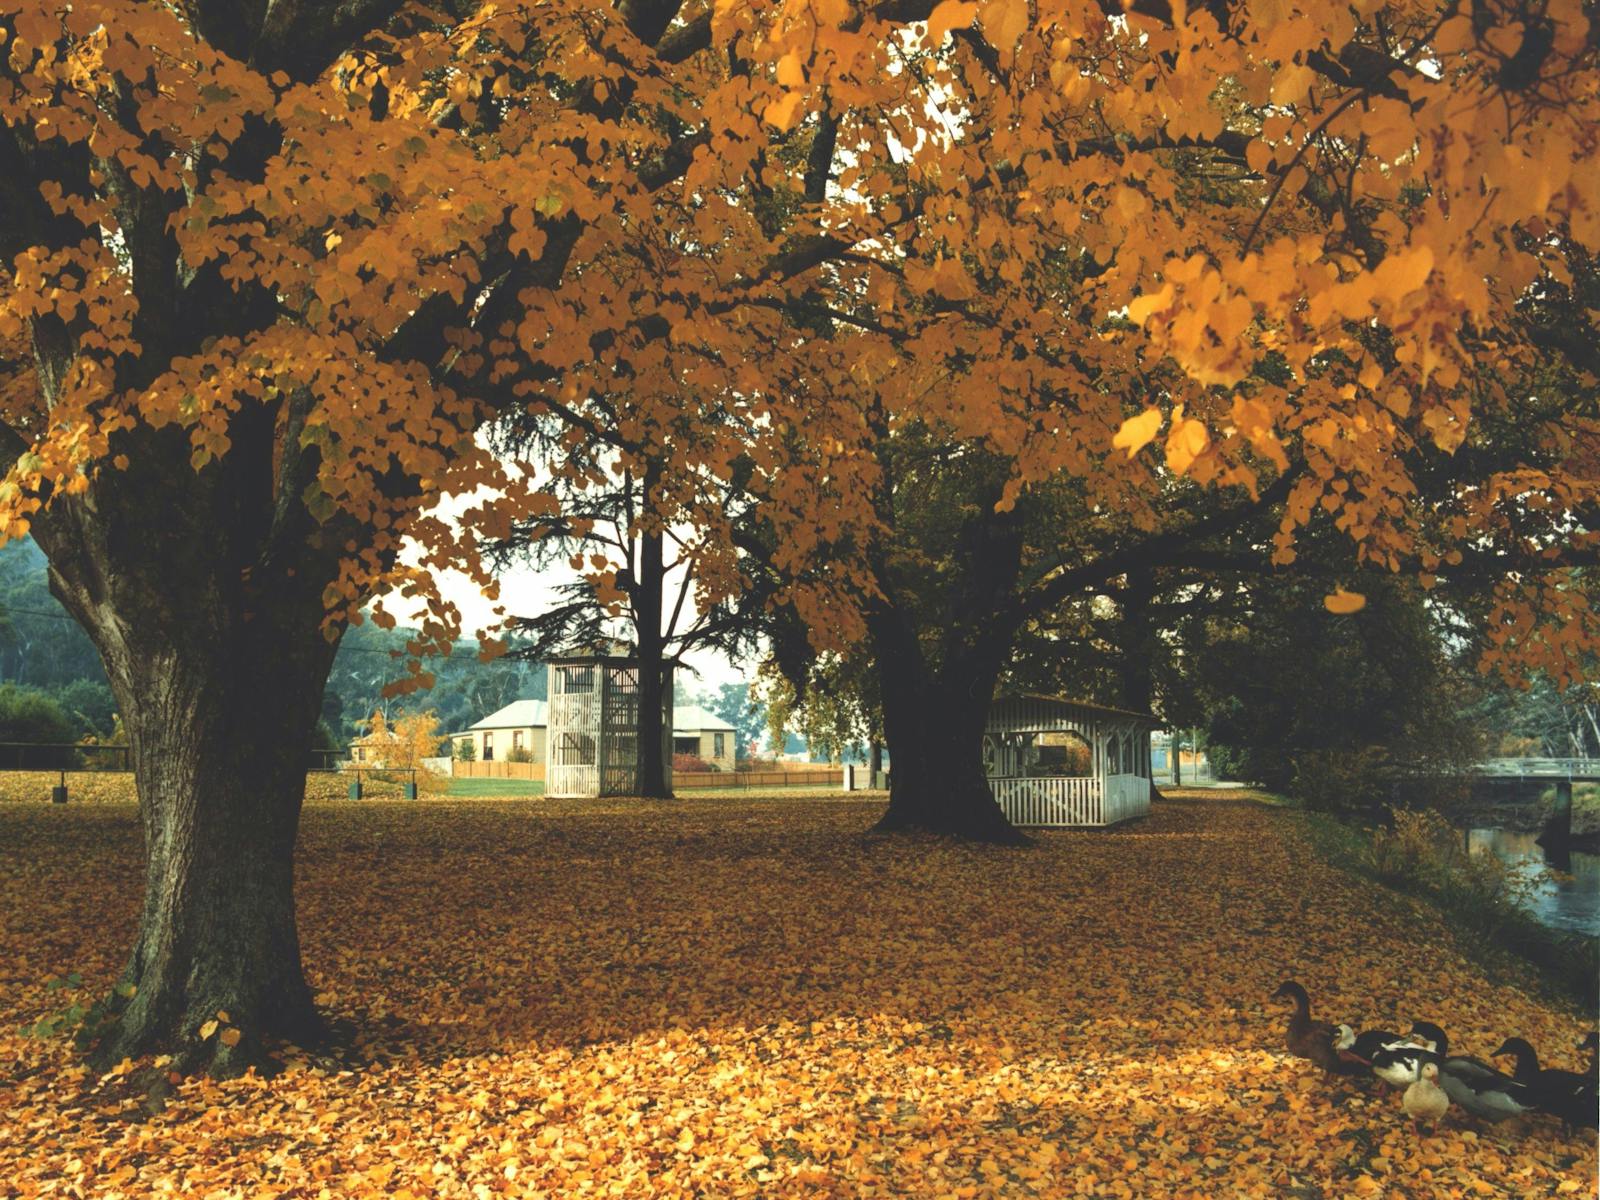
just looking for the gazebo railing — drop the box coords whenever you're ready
[1103,773,1151,825]
[990,773,1151,827]
[990,775,1102,826]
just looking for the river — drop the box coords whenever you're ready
[1467,827,1600,937]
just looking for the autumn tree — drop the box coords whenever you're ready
[0,0,851,1069]
[3,0,1596,1065]
[717,0,1600,840]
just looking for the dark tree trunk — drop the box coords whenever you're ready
[633,524,672,799]
[28,418,350,1074]
[867,602,1026,844]
[1117,570,1163,799]
[1117,569,1157,716]
[859,449,1030,843]
[92,641,331,1070]
[869,740,883,778]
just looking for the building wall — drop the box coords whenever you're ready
[455,725,548,764]
[696,729,735,771]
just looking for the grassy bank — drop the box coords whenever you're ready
[1293,803,1599,1011]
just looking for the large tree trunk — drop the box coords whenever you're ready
[91,638,332,1071]
[29,419,349,1074]
[867,603,1026,844]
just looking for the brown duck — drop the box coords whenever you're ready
[1272,981,1359,1076]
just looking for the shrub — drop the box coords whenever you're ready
[0,684,77,769]
[506,746,533,763]
[1291,747,1472,817]
[673,753,712,773]
[1365,807,1541,941]
[454,737,476,761]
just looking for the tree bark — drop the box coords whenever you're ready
[866,602,1026,843]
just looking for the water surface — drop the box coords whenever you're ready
[1467,827,1600,937]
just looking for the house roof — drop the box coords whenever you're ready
[467,699,549,731]
[988,693,1158,734]
[672,704,736,733]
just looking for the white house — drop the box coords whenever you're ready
[450,698,736,772]
[671,705,737,771]
[453,699,549,763]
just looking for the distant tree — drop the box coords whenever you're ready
[454,737,477,763]
[391,711,447,776]
[1179,577,1484,812]
[52,678,117,739]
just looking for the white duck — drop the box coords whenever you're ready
[1403,1062,1450,1132]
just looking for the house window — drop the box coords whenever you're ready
[355,747,365,763]
[512,730,524,751]
[713,732,726,759]
[483,732,494,761]
[673,736,698,757]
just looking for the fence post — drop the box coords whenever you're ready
[349,769,363,801]
[52,769,67,804]
[404,769,418,801]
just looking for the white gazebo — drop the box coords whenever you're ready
[984,695,1158,827]
[546,653,673,798]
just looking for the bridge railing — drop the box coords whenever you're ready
[1476,757,1600,778]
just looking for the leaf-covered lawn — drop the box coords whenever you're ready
[2,792,1594,1198]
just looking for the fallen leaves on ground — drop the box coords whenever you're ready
[0,790,1593,1198]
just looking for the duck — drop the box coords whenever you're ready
[1271,982,1362,1077]
[1406,1022,1533,1124]
[1370,1020,1445,1088]
[1491,1037,1593,1130]
[1335,1024,1411,1067]
[1402,1062,1450,1133]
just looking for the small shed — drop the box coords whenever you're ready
[546,653,673,798]
[985,695,1158,827]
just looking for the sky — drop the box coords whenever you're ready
[420,546,754,698]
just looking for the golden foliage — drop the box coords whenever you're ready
[1,792,1593,1196]
[1,0,1597,678]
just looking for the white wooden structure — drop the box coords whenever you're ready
[546,653,673,798]
[985,695,1157,827]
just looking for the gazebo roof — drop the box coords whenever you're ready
[987,693,1158,735]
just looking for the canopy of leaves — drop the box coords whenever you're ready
[2,0,1595,682]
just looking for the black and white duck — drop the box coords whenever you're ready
[1335,1024,1412,1068]
[1491,1037,1593,1129]
[1370,1020,1445,1088]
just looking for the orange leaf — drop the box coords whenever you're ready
[926,0,979,45]
[1324,588,1367,614]
[1111,408,1163,458]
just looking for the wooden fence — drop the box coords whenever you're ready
[990,773,1151,827]
[452,761,546,781]
[675,768,843,790]
[449,761,841,790]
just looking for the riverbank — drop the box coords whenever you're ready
[1291,801,1600,1010]
[2,792,1594,1197]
